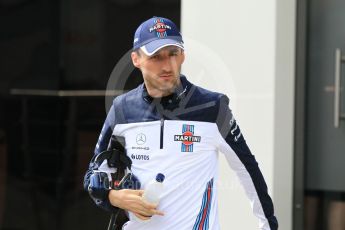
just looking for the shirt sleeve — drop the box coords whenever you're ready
[215,95,278,230]
[83,105,118,212]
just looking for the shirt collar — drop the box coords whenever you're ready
[142,75,190,105]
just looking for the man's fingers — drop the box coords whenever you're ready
[136,209,153,217]
[141,200,158,209]
[153,210,164,216]
[122,189,144,196]
[139,207,165,217]
[133,205,158,216]
[111,189,164,218]
[134,213,151,221]
[134,209,164,219]
[124,194,158,209]
[132,204,164,217]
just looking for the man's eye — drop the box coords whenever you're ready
[170,51,179,56]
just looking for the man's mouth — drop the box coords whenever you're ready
[159,74,173,79]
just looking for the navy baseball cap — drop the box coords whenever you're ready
[133,16,184,56]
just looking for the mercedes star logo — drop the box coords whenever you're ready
[136,133,146,145]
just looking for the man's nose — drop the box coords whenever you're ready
[161,56,175,72]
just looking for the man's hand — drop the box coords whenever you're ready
[108,189,164,221]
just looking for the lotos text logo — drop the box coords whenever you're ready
[149,18,171,38]
[174,124,201,152]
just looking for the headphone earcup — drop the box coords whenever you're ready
[88,172,110,200]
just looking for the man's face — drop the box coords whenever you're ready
[131,46,185,97]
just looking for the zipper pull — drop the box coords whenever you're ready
[160,118,164,149]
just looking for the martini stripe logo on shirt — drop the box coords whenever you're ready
[193,178,213,230]
[174,124,201,152]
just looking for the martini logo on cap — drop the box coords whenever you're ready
[149,18,171,38]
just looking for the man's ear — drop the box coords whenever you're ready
[131,51,140,68]
[181,51,185,64]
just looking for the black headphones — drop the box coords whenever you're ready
[88,135,141,201]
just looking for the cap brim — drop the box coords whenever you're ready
[140,38,184,56]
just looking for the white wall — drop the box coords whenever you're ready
[181,0,295,229]
[273,0,296,228]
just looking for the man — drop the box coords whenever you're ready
[84,16,278,230]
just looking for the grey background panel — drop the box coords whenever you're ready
[306,0,345,191]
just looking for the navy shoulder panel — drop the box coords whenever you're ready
[112,84,159,124]
[176,84,226,123]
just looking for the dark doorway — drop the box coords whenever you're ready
[0,1,181,229]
